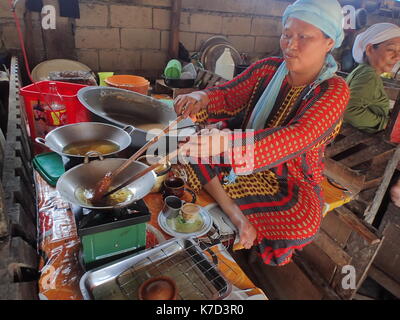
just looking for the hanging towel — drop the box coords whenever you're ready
[58,0,80,19]
[26,0,43,12]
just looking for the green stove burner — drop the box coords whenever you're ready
[73,199,150,269]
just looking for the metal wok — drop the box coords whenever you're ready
[35,122,134,158]
[56,156,156,210]
[77,86,196,149]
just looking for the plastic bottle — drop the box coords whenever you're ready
[44,82,67,131]
[215,48,235,80]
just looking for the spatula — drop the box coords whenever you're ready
[92,114,185,203]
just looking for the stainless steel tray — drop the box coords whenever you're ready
[79,238,232,300]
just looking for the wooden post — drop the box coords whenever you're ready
[364,145,400,224]
[23,10,37,71]
[168,0,182,60]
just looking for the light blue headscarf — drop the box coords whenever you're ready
[226,0,345,184]
[246,0,345,131]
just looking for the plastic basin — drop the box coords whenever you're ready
[105,75,149,95]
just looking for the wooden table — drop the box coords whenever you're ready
[34,170,267,300]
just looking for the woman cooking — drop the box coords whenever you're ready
[173,0,350,266]
[344,23,400,133]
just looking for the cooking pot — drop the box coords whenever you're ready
[56,154,156,210]
[35,122,134,158]
[137,155,171,193]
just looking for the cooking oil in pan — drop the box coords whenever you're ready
[75,187,133,206]
[63,139,119,156]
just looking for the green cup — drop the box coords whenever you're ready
[98,72,114,86]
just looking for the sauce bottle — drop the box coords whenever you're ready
[44,82,67,131]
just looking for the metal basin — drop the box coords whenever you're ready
[56,157,156,210]
[35,122,133,158]
[77,86,196,150]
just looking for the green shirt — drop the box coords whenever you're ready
[344,63,390,133]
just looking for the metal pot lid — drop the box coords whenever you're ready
[198,35,231,55]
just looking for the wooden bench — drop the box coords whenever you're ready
[323,78,400,226]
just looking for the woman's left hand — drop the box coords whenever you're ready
[179,128,231,158]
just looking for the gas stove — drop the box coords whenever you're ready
[62,146,150,270]
[71,199,151,270]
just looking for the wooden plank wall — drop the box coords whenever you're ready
[0,56,39,300]
[324,123,400,225]
[366,203,400,298]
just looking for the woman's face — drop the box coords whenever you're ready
[280,17,334,75]
[366,37,400,74]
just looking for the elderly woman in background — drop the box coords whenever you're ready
[344,23,400,133]
[343,24,400,209]
[173,0,349,266]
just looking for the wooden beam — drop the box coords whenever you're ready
[0,183,8,238]
[324,158,365,195]
[368,265,400,299]
[373,223,400,283]
[364,145,400,224]
[333,231,382,300]
[313,231,352,267]
[339,143,394,168]
[335,206,381,245]
[42,15,76,60]
[168,0,182,60]
[326,131,377,158]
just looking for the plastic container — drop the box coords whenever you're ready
[20,81,89,143]
[164,59,182,79]
[98,72,114,86]
[105,75,149,95]
[32,152,65,186]
[215,48,235,80]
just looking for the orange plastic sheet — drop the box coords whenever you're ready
[35,170,267,300]
[35,171,83,300]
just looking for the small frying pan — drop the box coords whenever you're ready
[56,155,156,210]
[163,75,195,88]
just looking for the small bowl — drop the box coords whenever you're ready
[138,276,178,300]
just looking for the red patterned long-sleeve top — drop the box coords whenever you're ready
[200,57,350,185]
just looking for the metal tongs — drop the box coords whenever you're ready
[97,114,187,199]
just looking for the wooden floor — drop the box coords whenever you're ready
[230,248,325,300]
[229,203,400,300]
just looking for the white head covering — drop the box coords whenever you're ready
[353,23,400,64]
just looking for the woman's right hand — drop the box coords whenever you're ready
[174,91,209,118]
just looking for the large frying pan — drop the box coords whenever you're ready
[77,86,196,150]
